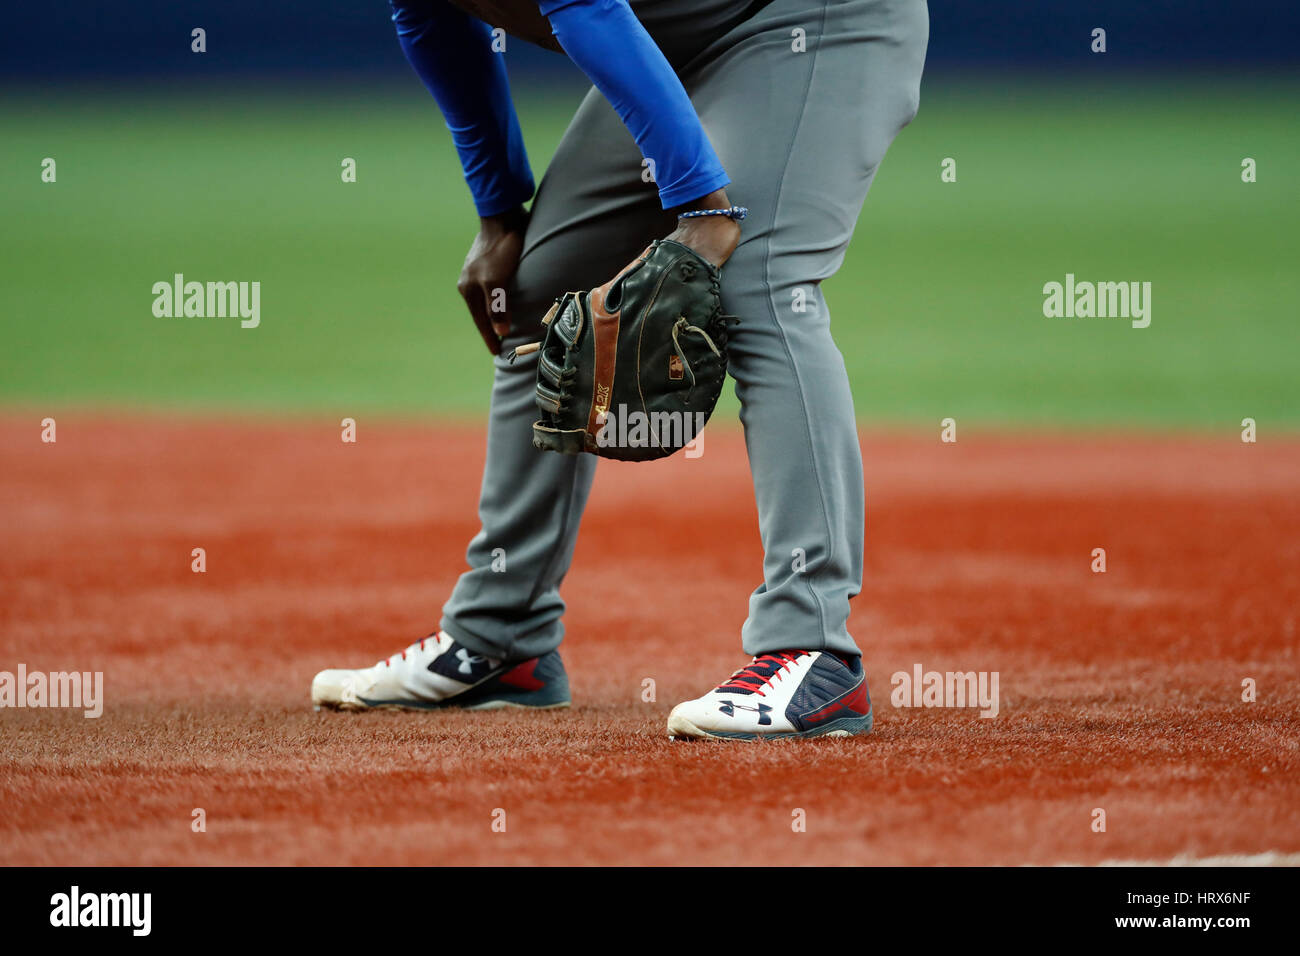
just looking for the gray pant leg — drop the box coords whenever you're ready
[441,91,666,662]
[687,0,928,657]
[446,0,927,663]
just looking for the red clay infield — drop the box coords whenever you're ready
[1,416,1297,866]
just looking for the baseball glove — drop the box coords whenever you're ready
[519,239,736,462]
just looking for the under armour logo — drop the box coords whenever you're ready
[717,700,774,726]
[455,648,487,675]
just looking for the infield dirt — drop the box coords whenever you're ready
[1,418,1296,865]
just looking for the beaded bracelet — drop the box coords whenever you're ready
[677,205,748,222]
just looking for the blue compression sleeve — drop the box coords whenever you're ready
[538,0,730,209]
[390,0,535,217]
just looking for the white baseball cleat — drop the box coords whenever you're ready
[311,631,570,712]
[667,650,872,740]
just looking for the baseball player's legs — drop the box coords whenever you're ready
[313,0,926,715]
[445,0,927,666]
[684,0,928,658]
[440,89,671,662]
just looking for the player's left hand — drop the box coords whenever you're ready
[666,188,742,269]
[458,205,529,356]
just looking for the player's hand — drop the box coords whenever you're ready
[458,206,529,356]
[666,188,742,269]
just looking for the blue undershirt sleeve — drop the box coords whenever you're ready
[390,0,536,217]
[537,0,731,209]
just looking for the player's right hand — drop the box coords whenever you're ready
[457,206,529,356]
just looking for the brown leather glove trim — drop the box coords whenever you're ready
[585,284,620,451]
[584,246,652,449]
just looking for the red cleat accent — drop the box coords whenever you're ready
[802,679,870,724]
[497,659,545,691]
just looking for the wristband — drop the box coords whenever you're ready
[676,205,748,222]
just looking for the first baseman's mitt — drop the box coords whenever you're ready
[519,239,736,462]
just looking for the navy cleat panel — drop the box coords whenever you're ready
[785,654,872,734]
[359,651,570,710]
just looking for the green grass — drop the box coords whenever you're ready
[2,76,1297,428]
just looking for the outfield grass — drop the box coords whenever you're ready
[1,76,1296,428]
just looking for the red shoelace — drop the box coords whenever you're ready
[384,636,430,668]
[716,651,807,696]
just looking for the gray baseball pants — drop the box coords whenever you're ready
[441,0,928,662]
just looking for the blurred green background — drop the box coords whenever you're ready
[2,77,1296,429]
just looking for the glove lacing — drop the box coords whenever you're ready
[670,315,722,396]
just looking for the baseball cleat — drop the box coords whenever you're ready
[667,650,872,741]
[311,631,570,712]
